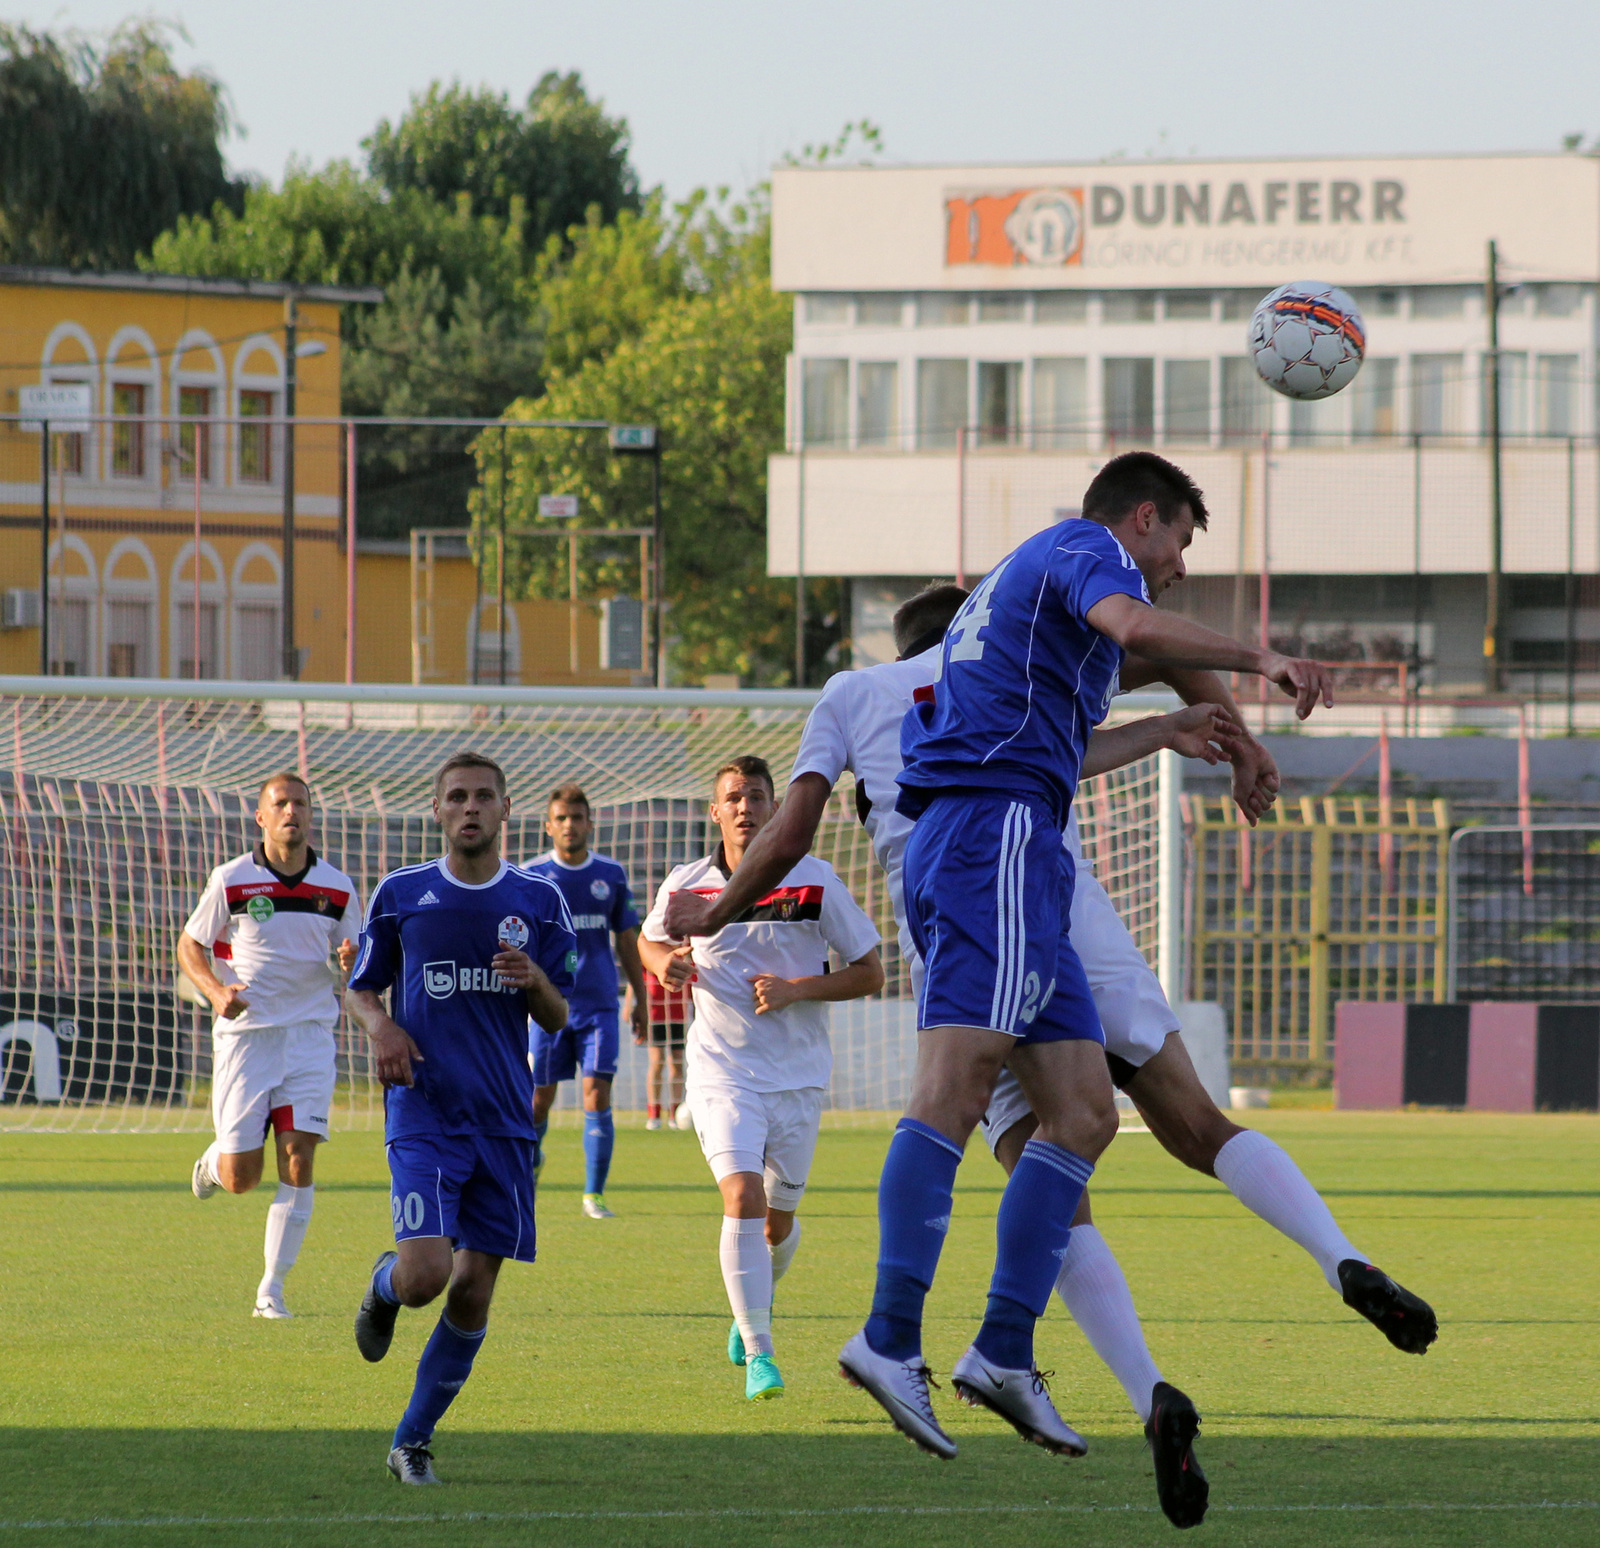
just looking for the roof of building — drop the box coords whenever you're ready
[0,265,383,305]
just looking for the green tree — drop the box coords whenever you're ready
[365,73,638,248]
[0,20,241,269]
[471,191,837,685]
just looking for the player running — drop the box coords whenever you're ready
[526,782,649,1220]
[181,771,361,1320]
[346,752,576,1486]
[640,755,883,1404]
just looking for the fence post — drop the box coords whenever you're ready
[1309,819,1332,1066]
[1157,747,1185,1008]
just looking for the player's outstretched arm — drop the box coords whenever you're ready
[176,932,249,1019]
[1120,658,1281,825]
[346,988,423,1088]
[662,772,834,938]
[1081,705,1238,781]
[1088,594,1335,720]
[751,949,885,1015]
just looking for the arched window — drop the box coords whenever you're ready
[104,327,161,483]
[45,535,98,676]
[41,322,98,479]
[100,538,157,677]
[168,541,227,679]
[231,543,282,680]
[171,331,225,485]
[233,336,284,487]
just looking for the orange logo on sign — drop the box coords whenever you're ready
[945,188,1085,268]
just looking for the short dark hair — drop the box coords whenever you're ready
[547,782,590,814]
[713,754,774,798]
[1081,450,1209,532]
[257,771,310,805]
[434,750,507,797]
[892,583,971,657]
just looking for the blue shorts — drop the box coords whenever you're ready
[903,791,1104,1045]
[386,1131,538,1264]
[531,1011,619,1084]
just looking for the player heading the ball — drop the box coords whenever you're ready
[346,751,576,1487]
[181,771,362,1320]
[641,755,883,1404]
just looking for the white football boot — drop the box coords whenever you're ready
[191,1154,219,1199]
[252,1292,293,1319]
[838,1328,957,1459]
[951,1346,1087,1457]
[387,1444,439,1485]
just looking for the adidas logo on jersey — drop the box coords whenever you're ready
[418,890,440,905]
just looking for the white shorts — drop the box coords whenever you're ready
[687,1081,825,1212]
[977,862,1180,1153]
[211,1022,336,1153]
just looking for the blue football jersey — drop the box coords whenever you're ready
[896,520,1151,828]
[523,851,638,1022]
[349,857,577,1141]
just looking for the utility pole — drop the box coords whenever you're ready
[1484,239,1503,694]
[281,293,299,680]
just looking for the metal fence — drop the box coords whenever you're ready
[1448,823,1600,1001]
[1187,793,1451,1079]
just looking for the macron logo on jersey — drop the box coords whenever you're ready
[423,960,521,999]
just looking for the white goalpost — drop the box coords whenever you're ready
[0,676,1177,1132]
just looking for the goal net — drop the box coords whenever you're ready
[0,680,1166,1132]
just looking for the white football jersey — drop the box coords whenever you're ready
[643,848,879,1093]
[791,649,1090,961]
[184,846,362,1033]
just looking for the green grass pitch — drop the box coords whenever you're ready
[0,1110,1594,1548]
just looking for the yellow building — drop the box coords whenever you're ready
[0,265,373,682]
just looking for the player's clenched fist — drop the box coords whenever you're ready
[209,980,250,1020]
[750,974,801,1015]
[655,942,697,991]
[662,888,717,939]
[366,1014,424,1089]
[491,947,546,989]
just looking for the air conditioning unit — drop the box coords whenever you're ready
[2,589,41,630]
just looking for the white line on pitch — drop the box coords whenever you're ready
[0,1501,1595,1531]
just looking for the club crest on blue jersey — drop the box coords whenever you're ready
[498,914,530,950]
[589,878,611,900]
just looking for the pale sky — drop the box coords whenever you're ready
[17,0,1600,196]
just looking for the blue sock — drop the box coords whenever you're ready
[533,1118,549,1173]
[583,1108,614,1195]
[863,1118,964,1360]
[393,1314,486,1450]
[974,1139,1093,1370]
[373,1255,399,1307]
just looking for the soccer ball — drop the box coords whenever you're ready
[1248,282,1365,400]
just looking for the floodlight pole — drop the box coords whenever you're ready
[650,447,663,687]
[282,294,299,681]
[38,420,49,675]
[1484,239,1503,694]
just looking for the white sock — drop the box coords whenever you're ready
[769,1218,802,1285]
[1213,1129,1363,1291]
[719,1216,774,1356]
[258,1183,314,1302]
[1054,1224,1165,1422]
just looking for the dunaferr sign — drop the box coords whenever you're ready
[771,155,1600,290]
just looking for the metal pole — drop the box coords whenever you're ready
[281,296,298,681]
[38,421,49,675]
[1413,430,1423,735]
[1485,239,1503,693]
[568,528,579,676]
[651,447,664,688]
[193,428,202,680]
[1567,435,1577,735]
[955,423,967,588]
[1258,429,1271,725]
[794,439,805,688]
[345,420,358,688]
[498,426,508,688]
[1156,747,1185,1007]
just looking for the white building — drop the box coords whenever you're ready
[767,154,1600,685]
